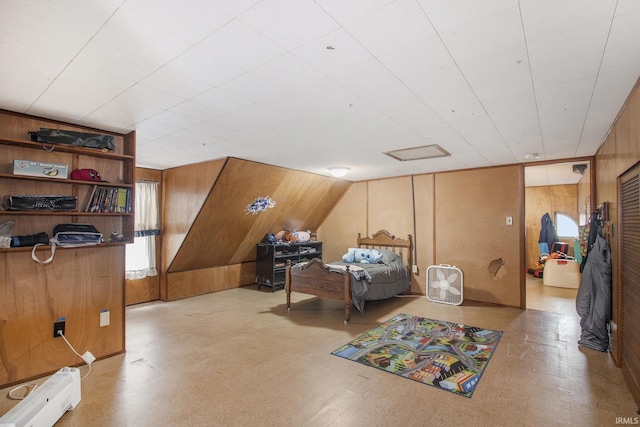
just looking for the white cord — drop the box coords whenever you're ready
[4,332,94,401]
[7,383,38,400]
[57,331,94,379]
[57,331,82,359]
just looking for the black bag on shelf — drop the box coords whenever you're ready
[28,128,115,151]
[10,232,49,247]
[3,195,78,212]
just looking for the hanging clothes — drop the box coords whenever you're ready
[575,235,612,352]
[538,213,558,255]
[580,213,600,273]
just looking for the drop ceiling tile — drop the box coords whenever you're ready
[209,104,290,135]
[192,87,254,113]
[608,9,640,49]
[292,28,374,76]
[418,0,518,33]
[210,0,262,16]
[121,84,186,110]
[168,101,227,122]
[238,0,339,50]
[600,42,640,76]
[80,97,163,130]
[197,19,286,70]
[314,0,398,25]
[616,0,640,15]
[457,43,530,85]
[115,0,232,45]
[218,73,285,104]
[345,0,438,56]
[520,0,616,41]
[530,52,602,90]
[135,117,183,137]
[378,37,463,92]
[170,121,232,143]
[29,62,135,122]
[142,68,211,99]
[94,10,193,65]
[149,110,202,129]
[165,46,245,87]
[438,7,525,63]
[250,53,330,92]
[526,20,610,70]
[73,39,161,84]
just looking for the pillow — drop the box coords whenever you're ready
[378,249,400,264]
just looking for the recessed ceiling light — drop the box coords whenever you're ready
[384,144,450,161]
[328,167,350,177]
[524,153,540,160]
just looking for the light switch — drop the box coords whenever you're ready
[506,216,513,226]
[100,310,110,327]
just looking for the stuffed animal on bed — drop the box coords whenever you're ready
[342,248,383,264]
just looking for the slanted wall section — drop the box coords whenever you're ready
[163,157,350,300]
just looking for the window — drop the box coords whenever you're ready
[555,213,578,238]
[125,181,160,280]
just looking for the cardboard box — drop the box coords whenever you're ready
[13,160,68,179]
[543,259,581,289]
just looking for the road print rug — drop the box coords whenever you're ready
[331,313,503,398]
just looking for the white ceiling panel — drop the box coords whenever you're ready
[345,0,438,57]
[237,0,339,50]
[314,0,398,25]
[438,7,525,64]
[0,1,638,183]
[292,28,375,76]
[520,0,617,41]
[196,20,286,71]
[418,0,518,33]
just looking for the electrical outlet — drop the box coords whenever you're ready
[53,320,65,338]
[412,265,418,274]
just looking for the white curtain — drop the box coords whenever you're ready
[125,181,159,280]
[134,181,160,234]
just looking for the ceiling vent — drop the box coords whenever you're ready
[384,144,450,161]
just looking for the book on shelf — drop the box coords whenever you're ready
[85,185,132,213]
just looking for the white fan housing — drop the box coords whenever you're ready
[426,264,463,305]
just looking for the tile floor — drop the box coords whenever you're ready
[1,279,638,426]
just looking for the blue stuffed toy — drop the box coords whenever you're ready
[342,248,383,264]
[342,248,358,263]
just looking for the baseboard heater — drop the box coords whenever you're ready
[0,367,81,427]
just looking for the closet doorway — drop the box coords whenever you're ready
[524,158,594,314]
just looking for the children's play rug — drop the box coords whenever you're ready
[331,313,503,398]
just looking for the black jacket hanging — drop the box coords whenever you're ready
[576,235,612,352]
[538,213,558,254]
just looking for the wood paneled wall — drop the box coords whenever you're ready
[318,177,425,295]
[319,166,522,304]
[0,246,125,386]
[595,76,640,403]
[161,157,350,300]
[435,166,523,307]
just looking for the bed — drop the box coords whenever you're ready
[285,230,413,323]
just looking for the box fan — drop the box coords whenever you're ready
[426,264,463,305]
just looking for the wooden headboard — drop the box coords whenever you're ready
[357,229,413,268]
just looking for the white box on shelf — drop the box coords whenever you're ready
[12,159,68,179]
